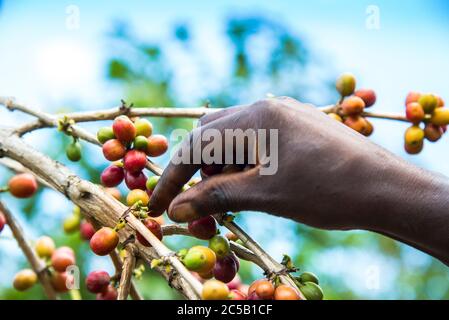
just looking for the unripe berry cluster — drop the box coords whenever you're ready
[331,73,376,136]
[404,92,447,154]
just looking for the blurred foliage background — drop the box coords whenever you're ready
[1,0,449,300]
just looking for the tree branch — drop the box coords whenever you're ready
[0,128,202,299]
[117,246,136,300]
[0,201,58,300]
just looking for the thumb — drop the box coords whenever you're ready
[167,169,258,222]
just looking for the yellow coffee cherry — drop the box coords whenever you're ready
[404,125,425,147]
[336,73,356,97]
[430,108,449,126]
[328,113,343,122]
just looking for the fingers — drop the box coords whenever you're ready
[148,108,251,217]
[198,105,247,126]
[168,168,259,222]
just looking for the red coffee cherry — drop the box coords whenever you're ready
[188,216,217,240]
[124,171,147,190]
[146,134,168,157]
[100,165,124,187]
[51,272,72,293]
[213,255,237,283]
[341,96,365,116]
[51,247,76,272]
[354,89,376,107]
[112,115,136,144]
[136,218,163,247]
[424,123,443,142]
[96,285,118,300]
[80,221,96,241]
[8,173,38,198]
[274,284,301,300]
[90,227,119,256]
[123,150,147,173]
[406,102,425,124]
[102,139,126,161]
[255,280,275,300]
[230,289,247,300]
[86,270,110,294]
[0,212,6,233]
[405,91,421,105]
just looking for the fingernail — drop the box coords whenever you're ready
[170,203,196,222]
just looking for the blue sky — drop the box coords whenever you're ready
[1,0,449,298]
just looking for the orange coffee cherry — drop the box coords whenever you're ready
[341,96,365,116]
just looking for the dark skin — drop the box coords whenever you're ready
[149,97,449,266]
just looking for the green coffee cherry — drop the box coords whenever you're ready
[97,127,115,144]
[418,94,438,114]
[299,282,323,300]
[336,73,356,97]
[146,176,160,191]
[299,272,319,285]
[63,214,81,234]
[134,135,149,151]
[66,141,82,162]
[208,235,230,259]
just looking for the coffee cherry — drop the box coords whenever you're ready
[0,212,6,233]
[229,251,240,271]
[341,96,365,116]
[124,150,147,173]
[406,102,425,124]
[406,91,421,105]
[188,216,217,240]
[146,134,168,157]
[336,73,356,97]
[299,281,324,300]
[248,279,263,296]
[101,165,124,187]
[328,113,342,122]
[50,272,72,293]
[363,119,374,137]
[225,232,238,242]
[90,227,119,256]
[125,171,147,190]
[112,115,136,144]
[354,89,376,107]
[404,125,425,147]
[13,269,37,291]
[102,139,126,161]
[182,246,216,273]
[136,218,163,246]
[404,140,423,155]
[51,247,76,272]
[80,221,96,240]
[230,289,247,300]
[86,270,110,294]
[201,164,223,177]
[424,123,443,142]
[97,127,116,144]
[209,235,230,259]
[133,135,149,151]
[66,140,82,162]
[63,214,81,234]
[96,284,118,300]
[198,269,214,280]
[146,176,160,191]
[437,96,445,108]
[274,284,300,300]
[126,189,150,206]
[105,187,122,200]
[8,173,38,198]
[299,271,319,285]
[419,94,438,114]
[134,119,153,137]
[343,116,370,135]
[34,236,55,259]
[202,279,230,300]
[213,255,237,283]
[430,108,449,126]
[255,280,275,300]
